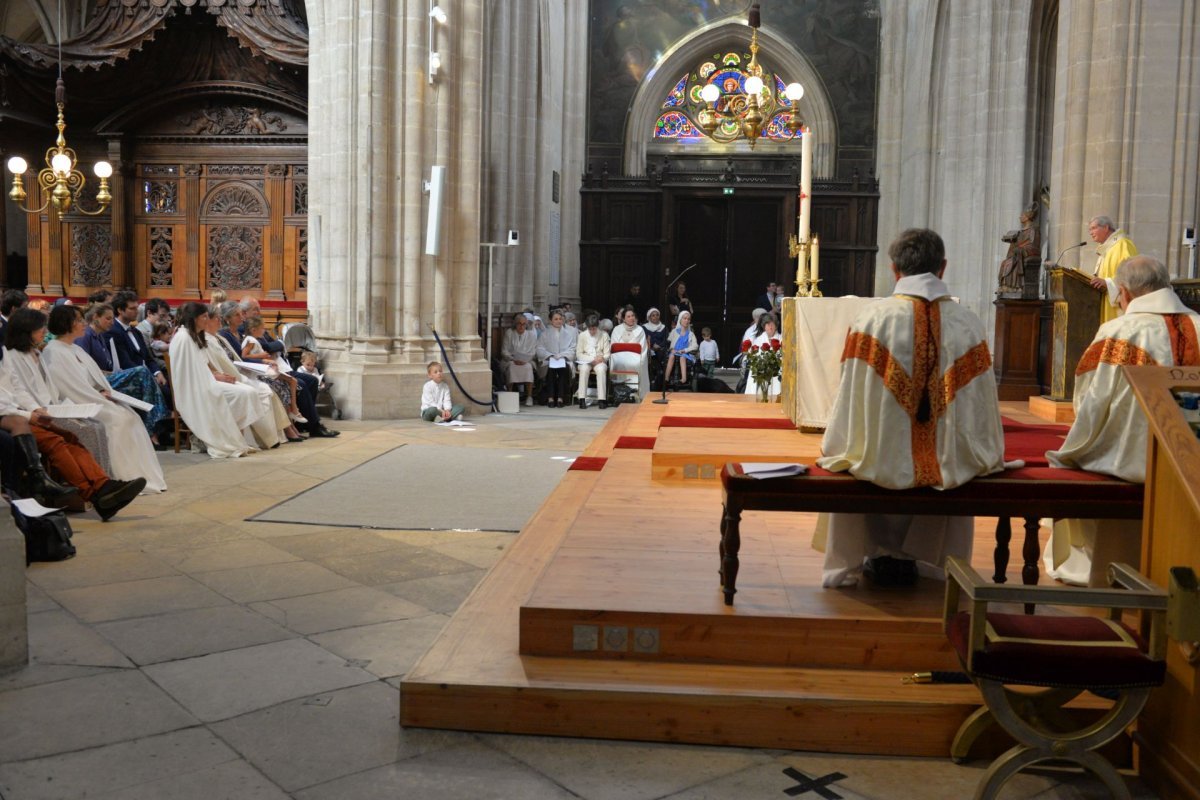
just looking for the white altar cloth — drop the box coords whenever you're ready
[786,296,881,429]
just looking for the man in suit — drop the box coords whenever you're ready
[754,282,779,314]
[108,291,167,387]
[0,289,29,362]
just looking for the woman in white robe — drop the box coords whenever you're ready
[744,314,783,398]
[40,305,167,492]
[610,307,649,395]
[168,303,262,459]
[0,308,112,475]
[200,312,288,449]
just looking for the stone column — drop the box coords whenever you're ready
[875,0,1036,335]
[1048,1,1200,275]
[309,0,490,418]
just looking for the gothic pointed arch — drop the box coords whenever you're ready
[623,21,837,176]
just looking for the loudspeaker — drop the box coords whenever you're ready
[506,229,519,246]
[424,165,446,256]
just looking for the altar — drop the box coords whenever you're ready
[780,295,879,430]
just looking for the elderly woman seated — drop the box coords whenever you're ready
[75,302,170,443]
[536,309,577,408]
[665,310,699,387]
[502,312,539,407]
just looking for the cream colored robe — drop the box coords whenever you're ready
[41,339,167,492]
[168,331,260,459]
[203,332,287,449]
[816,273,1006,587]
[1044,287,1200,585]
[1093,229,1138,325]
[610,323,648,392]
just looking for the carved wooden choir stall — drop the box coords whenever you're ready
[0,0,310,321]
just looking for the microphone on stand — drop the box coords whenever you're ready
[1051,241,1088,267]
[653,357,670,404]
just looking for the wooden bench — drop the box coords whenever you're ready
[719,462,1144,606]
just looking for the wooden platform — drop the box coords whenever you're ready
[401,395,1108,757]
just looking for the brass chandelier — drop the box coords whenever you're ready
[6,1,112,217]
[694,3,804,147]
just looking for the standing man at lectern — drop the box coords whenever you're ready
[1087,215,1138,325]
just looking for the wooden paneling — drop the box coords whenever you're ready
[1125,366,1200,800]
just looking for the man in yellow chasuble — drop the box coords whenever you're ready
[1088,215,1139,325]
[817,229,1005,588]
[1046,255,1200,585]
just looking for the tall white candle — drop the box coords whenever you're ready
[799,126,813,243]
[810,235,820,286]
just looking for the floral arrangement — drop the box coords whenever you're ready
[742,337,783,392]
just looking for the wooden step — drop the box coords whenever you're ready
[650,426,821,481]
[518,603,959,670]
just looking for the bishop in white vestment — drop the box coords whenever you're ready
[1045,255,1200,585]
[817,229,1005,587]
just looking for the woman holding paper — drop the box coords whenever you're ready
[41,305,167,493]
[536,310,575,408]
[1,308,114,475]
[201,310,290,449]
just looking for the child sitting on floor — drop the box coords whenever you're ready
[698,326,719,377]
[421,362,466,422]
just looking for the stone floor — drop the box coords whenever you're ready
[0,407,1160,799]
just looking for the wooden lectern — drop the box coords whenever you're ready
[1046,266,1103,400]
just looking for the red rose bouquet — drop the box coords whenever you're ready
[745,337,783,399]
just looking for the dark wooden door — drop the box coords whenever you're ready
[668,194,784,364]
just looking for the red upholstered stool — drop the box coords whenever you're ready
[943,557,1169,800]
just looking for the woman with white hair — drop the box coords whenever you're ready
[536,309,576,408]
[664,310,698,387]
[502,313,539,407]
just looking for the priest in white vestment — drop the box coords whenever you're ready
[1045,255,1200,585]
[41,305,167,492]
[168,303,263,459]
[817,228,1005,587]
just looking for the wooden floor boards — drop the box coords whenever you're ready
[401,395,1100,756]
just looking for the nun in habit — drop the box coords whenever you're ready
[168,303,263,459]
[1,308,113,475]
[40,305,167,492]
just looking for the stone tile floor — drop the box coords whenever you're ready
[0,409,1160,799]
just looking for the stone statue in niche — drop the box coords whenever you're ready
[998,202,1041,298]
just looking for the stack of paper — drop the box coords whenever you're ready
[740,462,808,480]
[45,403,102,419]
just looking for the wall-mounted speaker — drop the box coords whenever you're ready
[424,165,446,256]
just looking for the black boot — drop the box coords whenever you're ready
[15,433,78,509]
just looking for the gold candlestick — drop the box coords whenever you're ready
[788,234,810,296]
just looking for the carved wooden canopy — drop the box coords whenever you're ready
[0,0,307,72]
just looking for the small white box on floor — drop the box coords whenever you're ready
[496,391,520,414]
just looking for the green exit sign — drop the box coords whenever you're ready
[723,187,735,195]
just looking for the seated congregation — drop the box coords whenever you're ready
[0,290,339,523]
[489,301,783,412]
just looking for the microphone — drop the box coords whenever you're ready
[1052,241,1088,266]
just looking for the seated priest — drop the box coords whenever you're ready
[817,228,1006,587]
[1045,255,1200,585]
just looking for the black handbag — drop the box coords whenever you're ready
[11,505,76,565]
